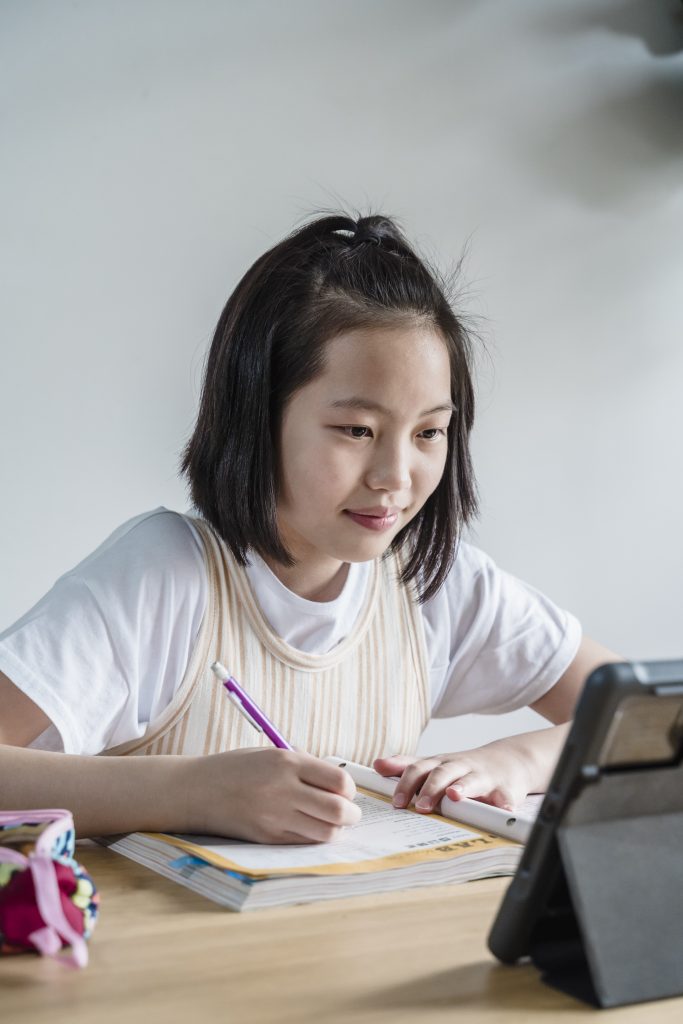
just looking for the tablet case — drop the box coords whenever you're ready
[526,758,683,1008]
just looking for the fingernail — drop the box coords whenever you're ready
[416,796,432,810]
[393,793,407,808]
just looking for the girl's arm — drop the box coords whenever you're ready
[0,672,360,842]
[374,635,622,812]
[528,634,622,723]
[0,743,197,836]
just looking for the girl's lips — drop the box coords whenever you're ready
[344,510,399,532]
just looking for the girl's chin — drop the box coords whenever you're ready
[279,519,401,567]
[330,533,397,564]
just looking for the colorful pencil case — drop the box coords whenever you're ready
[0,809,99,968]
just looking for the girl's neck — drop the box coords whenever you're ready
[262,555,351,603]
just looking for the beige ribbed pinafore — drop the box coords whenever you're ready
[105,518,430,764]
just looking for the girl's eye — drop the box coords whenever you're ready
[342,426,372,439]
[419,428,446,440]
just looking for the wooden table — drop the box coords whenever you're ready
[2,845,681,1023]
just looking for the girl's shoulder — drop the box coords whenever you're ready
[0,509,208,756]
[409,538,495,611]
[62,507,207,591]
[418,538,539,654]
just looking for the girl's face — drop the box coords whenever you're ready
[272,324,453,599]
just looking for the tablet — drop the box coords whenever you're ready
[487,659,683,1007]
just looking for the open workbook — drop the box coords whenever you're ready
[99,759,542,912]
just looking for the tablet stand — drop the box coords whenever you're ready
[527,762,683,1008]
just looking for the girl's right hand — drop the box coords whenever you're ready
[184,748,361,844]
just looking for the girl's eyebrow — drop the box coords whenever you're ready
[329,397,455,416]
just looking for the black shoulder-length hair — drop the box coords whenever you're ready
[181,212,478,603]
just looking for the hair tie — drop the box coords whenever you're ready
[352,224,382,247]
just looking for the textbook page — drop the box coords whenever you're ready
[144,791,516,878]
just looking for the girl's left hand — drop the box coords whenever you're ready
[373,738,537,813]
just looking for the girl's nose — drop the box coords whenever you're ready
[365,444,411,493]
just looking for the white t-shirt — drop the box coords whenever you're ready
[0,508,581,755]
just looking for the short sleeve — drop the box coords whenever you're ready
[0,509,207,754]
[422,543,582,718]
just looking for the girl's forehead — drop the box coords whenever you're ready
[309,325,452,410]
[322,324,449,375]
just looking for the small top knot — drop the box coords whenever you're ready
[352,219,384,247]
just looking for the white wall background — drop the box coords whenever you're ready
[1,0,682,754]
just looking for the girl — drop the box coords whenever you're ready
[0,213,618,844]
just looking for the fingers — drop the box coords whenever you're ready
[373,754,413,777]
[261,782,361,845]
[296,785,362,830]
[446,779,526,811]
[374,753,452,810]
[445,771,498,805]
[298,755,357,802]
[204,748,362,844]
[282,751,362,842]
[381,754,529,813]
[279,831,320,845]
[390,757,468,811]
[243,782,361,845]
[285,804,360,844]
